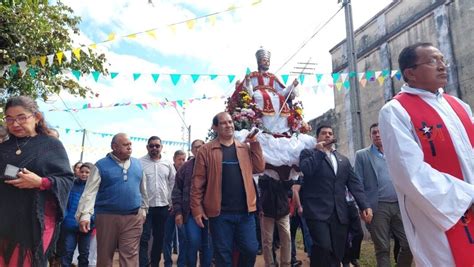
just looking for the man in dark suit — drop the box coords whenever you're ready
[299,125,372,267]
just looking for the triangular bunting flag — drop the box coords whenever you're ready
[299,74,305,85]
[82,104,88,109]
[228,75,235,83]
[358,73,365,81]
[395,71,402,81]
[343,80,350,90]
[374,71,382,79]
[64,51,72,63]
[360,78,368,88]
[390,70,398,77]
[177,100,184,107]
[111,72,119,79]
[80,46,89,56]
[377,75,385,86]
[92,71,100,82]
[18,62,27,77]
[186,19,196,30]
[207,15,217,26]
[281,74,289,84]
[56,52,64,65]
[125,33,137,39]
[382,69,390,78]
[72,48,81,60]
[191,74,200,83]
[146,30,157,39]
[107,32,116,41]
[47,54,55,66]
[366,71,375,81]
[142,104,148,109]
[316,74,323,83]
[133,73,141,81]
[336,82,343,91]
[28,67,37,78]
[209,74,218,80]
[151,73,160,83]
[170,101,177,108]
[136,104,144,110]
[9,65,18,76]
[246,67,251,75]
[72,70,81,80]
[349,71,357,78]
[170,74,181,85]
[340,73,348,82]
[31,57,38,65]
[40,56,47,66]
[332,73,341,82]
[89,44,97,49]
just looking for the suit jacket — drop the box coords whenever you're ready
[354,146,381,212]
[299,148,369,224]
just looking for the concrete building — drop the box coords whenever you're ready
[327,0,474,158]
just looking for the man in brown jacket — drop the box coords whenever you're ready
[190,112,265,267]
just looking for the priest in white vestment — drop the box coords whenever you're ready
[379,42,474,266]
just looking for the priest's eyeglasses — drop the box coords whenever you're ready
[4,114,35,125]
[409,58,450,68]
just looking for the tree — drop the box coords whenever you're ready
[0,1,108,103]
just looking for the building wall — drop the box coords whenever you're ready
[327,0,473,159]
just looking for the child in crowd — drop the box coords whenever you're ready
[61,162,95,267]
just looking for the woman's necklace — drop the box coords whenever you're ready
[15,136,32,155]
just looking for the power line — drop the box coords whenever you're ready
[275,5,344,74]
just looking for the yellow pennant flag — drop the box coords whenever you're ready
[207,15,217,26]
[146,30,157,39]
[377,76,385,86]
[89,44,97,49]
[336,82,343,91]
[169,24,177,34]
[39,56,47,66]
[56,52,64,65]
[125,33,137,39]
[227,4,237,11]
[186,19,196,30]
[31,57,38,65]
[72,48,81,60]
[107,32,116,41]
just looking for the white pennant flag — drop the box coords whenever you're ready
[340,73,348,82]
[47,54,55,66]
[358,72,365,81]
[391,70,398,77]
[18,62,27,77]
[64,51,72,63]
[80,46,90,56]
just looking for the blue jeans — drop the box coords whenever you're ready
[61,228,92,267]
[185,216,213,267]
[209,212,258,267]
[163,215,187,267]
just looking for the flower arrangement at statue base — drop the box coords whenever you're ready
[288,101,312,134]
[225,90,263,131]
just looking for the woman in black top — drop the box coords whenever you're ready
[0,96,74,267]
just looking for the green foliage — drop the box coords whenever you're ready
[0,1,108,103]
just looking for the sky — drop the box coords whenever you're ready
[39,0,393,163]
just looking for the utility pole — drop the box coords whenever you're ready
[341,0,364,150]
[166,98,191,155]
[80,129,86,162]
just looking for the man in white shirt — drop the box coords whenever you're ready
[139,136,176,267]
[379,42,474,266]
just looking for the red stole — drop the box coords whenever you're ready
[249,71,290,117]
[395,92,474,266]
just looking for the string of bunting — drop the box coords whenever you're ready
[49,95,227,112]
[54,126,188,147]
[0,0,262,71]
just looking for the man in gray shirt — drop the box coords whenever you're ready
[355,123,413,267]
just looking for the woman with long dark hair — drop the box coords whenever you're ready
[0,96,74,266]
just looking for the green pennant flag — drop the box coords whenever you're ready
[136,104,144,110]
[170,74,181,85]
[133,73,141,81]
[82,104,88,109]
[151,73,160,83]
[9,65,18,76]
[92,71,100,82]
[316,74,323,83]
[72,70,81,80]
[110,72,119,79]
[191,74,200,83]
[343,80,350,89]
[349,71,357,78]
[366,70,375,81]
[228,75,235,83]
[299,74,305,85]
[209,74,218,80]
[281,74,289,84]
[382,69,390,77]
[246,67,251,75]
[177,100,184,107]
[332,73,340,82]
[65,128,70,134]
[28,68,37,78]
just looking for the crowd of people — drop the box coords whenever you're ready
[0,41,473,267]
